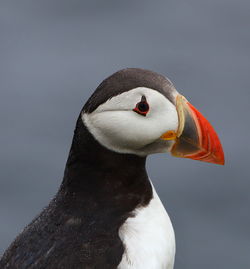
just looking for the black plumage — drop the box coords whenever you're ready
[1,118,152,269]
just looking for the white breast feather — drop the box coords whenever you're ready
[118,183,175,269]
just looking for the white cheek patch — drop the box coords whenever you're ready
[82,87,179,156]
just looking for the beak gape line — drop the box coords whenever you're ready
[161,95,225,165]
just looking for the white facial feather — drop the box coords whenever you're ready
[82,87,178,156]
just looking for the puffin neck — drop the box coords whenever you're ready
[59,115,152,215]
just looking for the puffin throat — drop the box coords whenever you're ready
[59,114,152,221]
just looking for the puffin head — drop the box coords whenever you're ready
[82,68,224,165]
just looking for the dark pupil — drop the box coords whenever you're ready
[138,102,149,112]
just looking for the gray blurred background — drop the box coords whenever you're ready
[0,1,249,268]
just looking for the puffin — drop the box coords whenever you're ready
[0,68,224,269]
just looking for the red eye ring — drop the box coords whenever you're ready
[133,100,150,116]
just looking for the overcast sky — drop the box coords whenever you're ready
[0,1,250,268]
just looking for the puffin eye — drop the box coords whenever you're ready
[133,96,150,116]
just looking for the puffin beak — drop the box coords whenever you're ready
[161,95,225,165]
